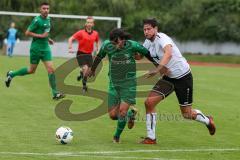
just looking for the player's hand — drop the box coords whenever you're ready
[144,69,158,78]
[4,39,7,45]
[159,65,171,76]
[48,39,54,45]
[134,53,143,60]
[68,48,74,54]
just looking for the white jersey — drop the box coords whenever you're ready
[143,32,190,79]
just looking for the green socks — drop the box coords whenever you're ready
[114,116,127,138]
[9,68,59,97]
[114,109,134,138]
[48,73,58,96]
[10,67,29,78]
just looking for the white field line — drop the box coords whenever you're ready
[0,152,180,160]
[0,148,239,159]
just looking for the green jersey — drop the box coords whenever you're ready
[98,40,149,84]
[27,15,51,51]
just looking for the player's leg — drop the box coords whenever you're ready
[82,54,93,92]
[175,73,216,135]
[108,84,121,143]
[7,41,12,57]
[42,60,65,100]
[5,52,39,87]
[9,42,15,57]
[127,105,138,129]
[121,84,138,130]
[81,64,89,92]
[113,101,131,143]
[77,70,83,81]
[180,106,215,135]
[109,83,134,143]
[111,83,138,143]
[76,54,83,81]
[141,79,174,144]
[42,51,65,100]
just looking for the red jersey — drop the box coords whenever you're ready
[73,29,99,54]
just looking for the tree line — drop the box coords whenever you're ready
[0,0,240,43]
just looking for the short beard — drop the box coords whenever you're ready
[147,35,156,42]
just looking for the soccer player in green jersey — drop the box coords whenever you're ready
[89,28,157,143]
[5,2,65,100]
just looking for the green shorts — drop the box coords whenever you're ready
[108,81,136,108]
[30,49,52,64]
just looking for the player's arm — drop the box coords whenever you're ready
[133,42,158,66]
[146,44,172,78]
[6,30,9,38]
[68,36,75,53]
[95,32,100,53]
[89,42,107,77]
[26,17,49,38]
[25,30,48,38]
[15,31,18,39]
[48,38,54,45]
[96,40,100,53]
[89,55,102,77]
[144,51,159,67]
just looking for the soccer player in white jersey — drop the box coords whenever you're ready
[140,18,216,144]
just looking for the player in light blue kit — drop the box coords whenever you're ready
[6,22,19,57]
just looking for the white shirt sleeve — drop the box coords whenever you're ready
[159,34,174,49]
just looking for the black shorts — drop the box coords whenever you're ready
[152,72,193,106]
[76,51,93,67]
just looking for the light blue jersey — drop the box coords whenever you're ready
[7,28,18,57]
[7,28,17,42]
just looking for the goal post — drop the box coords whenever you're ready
[0,11,122,57]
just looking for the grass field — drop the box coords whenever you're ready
[1,55,240,160]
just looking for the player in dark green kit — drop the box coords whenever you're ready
[5,2,64,100]
[89,28,157,143]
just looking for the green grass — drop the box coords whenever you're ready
[0,55,240,160]
[184,53,240,64]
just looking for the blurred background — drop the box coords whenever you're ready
[0,0,240,58]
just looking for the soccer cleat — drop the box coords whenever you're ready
[140,137,157,144]
[77,72,83,81]
[5,71,13,87]
[77,75,82,81]
[113,136,120,143]
[206,116,216,135]
[128,106,138,129]
[53,93,66,100]
[82,85,88,93]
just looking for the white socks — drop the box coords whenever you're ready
[146,113,157,140]
[194,109,209,125]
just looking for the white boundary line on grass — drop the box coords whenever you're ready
[0,148,239,159]
[0,152,180,160]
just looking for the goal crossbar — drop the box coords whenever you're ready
[0,11,122,28]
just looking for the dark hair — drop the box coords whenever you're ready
[40,2,49,6]
[109,28,131,42]
[143,18,158,28]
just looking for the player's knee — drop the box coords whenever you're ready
[144,99,149,108]
[47,67,55,74]
[119,109,127,117]
[145,99,154,109]
[28,68,36,74]
[109,112,118,120]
